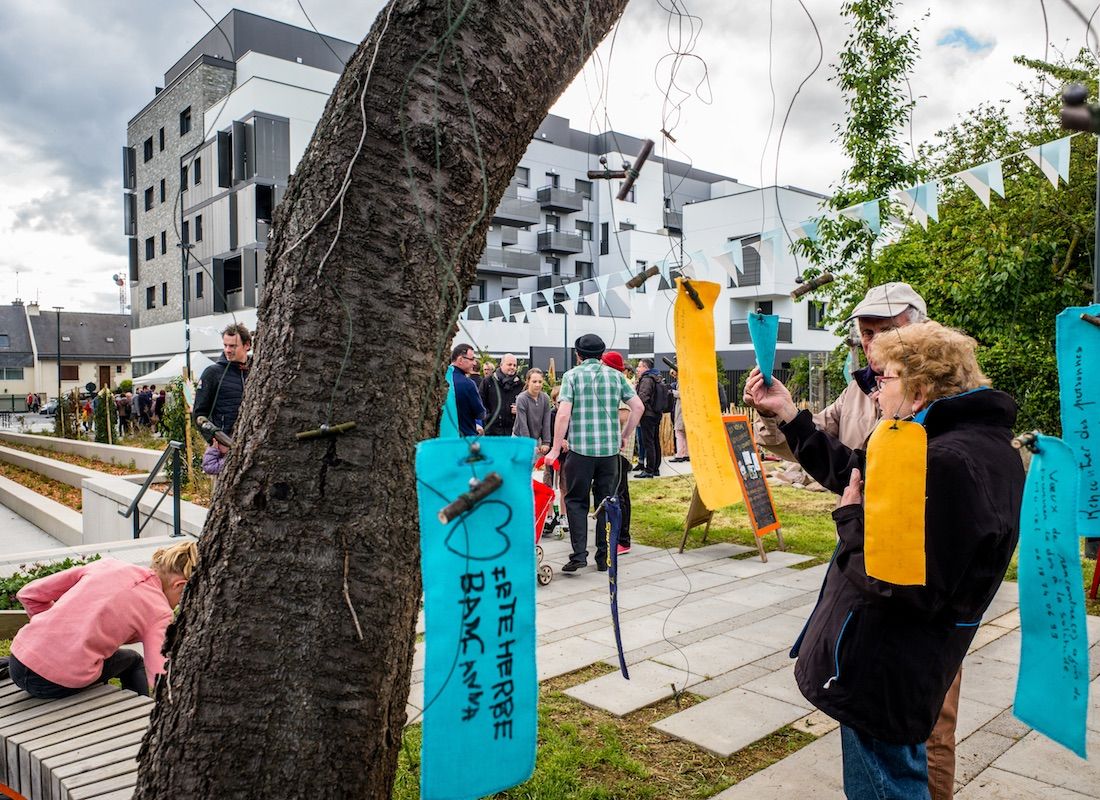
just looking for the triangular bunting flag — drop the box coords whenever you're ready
[458,308,469,321]
[540,288,556,312]
[519,293,534,314]
[494,299,509,319]
[712,240,744,284]
[839,199,881,235]
[750,229,783,270]
[655,258,672,283]
[583,292,601,316]
[564,281,581,304]
[477,301,491,321]
[792,218,820,243]
[958,161,1006,208]
[893,182,939,229]
[1026,135,1072,188]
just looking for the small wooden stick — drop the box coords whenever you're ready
[1081,312,1100,329]
[438,472,503,524]
[681,278,704,310]
[1011,431,1042,452]
[625,265,660,289]
[790,272,835,299]
[296,421,357,441]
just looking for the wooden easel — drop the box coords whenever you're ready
[678,485,714,552]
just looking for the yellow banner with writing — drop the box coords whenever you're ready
[674,279,742,510]
[864,419,927,585]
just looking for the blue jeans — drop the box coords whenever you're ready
[841,725,930,800]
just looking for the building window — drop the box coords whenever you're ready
[159,179,166,203]
[180,165,188,191]
[159,127,165,151]
[635,260,648,293]
[574,179,592,199]
[468,280,486,303]
[180,106,192,136]
[196,271,204,298]
[808,300,827,330]
[144,187,154,211]
[0,334,9,348]
[600,222,609,255]
[1,367,24,381]
[545,172,560,189]
[755,300,774,315]
[575,261,594,279]
[143,137,153,162]
[144,237,155,261]
[545,214,560,232]
[116,365,123,373]
[145,287,156,309]
[181,220,190,244]
[619,222,635,231]
[732,235,761,287]
[161,282,168,306]
[194,214,203,242]
[575,221,593,241]
[193,158,202,185]
[620,183,636,202]
[547,257,561,277]
[514,166,529,188]
[60,365,79,381]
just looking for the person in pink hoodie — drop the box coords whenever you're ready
[5,542,198,698]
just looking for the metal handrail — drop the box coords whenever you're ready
[118,440,183,539]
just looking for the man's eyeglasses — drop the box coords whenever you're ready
[873,375,900,390]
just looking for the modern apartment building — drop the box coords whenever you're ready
[124,9,840,378]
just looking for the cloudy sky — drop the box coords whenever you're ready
[0,0,1091,313]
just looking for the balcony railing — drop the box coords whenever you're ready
[536,186,584,213]
[500,226,519,246]
[730,318,793,345]
[536,229,584,255]
[628,334,655,355]
[477,247,540,275]
[663,210,683,232]
[491,193,541,228]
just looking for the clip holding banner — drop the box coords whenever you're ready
[746,312,779,386]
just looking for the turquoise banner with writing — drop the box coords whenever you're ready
[1056,304,1100,536]
[415,436,537,799]
[1014,434,1089,758]
[747,312,779,386]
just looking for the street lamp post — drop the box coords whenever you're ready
[52,306,63,429]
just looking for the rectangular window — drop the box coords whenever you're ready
[194,214,203,242]
[196,271,204,298]
[181,220,190,244]
[600,222,609,255]
[161,282,168,306]
[146,286,156,309]
[545,214,560,232]
[547,257,561,276]
[1,367,24,380]
[514,166,529,188]
[619,222,635,231]
[575,221,593,240]
[180,165,188,191]
[756,300,774,315]
[634,260,648,293]
[159,127,165,151]
[193,157,202,185]
[0,334,9,348]
[545,172,560,189]
[808,300,827,330]
[574,179,592,199]
[143,187,154,211]
[160,231,167,255]
[467,280,486,303]
[116,365,123,373]
[159,179,166,203]
[620,184,636,203]
[180,106,192,136]
[60,365,79,381]
[735,235,761,287]
[143,137,153,162]
[144,237,155,261]
[575,261,594,279]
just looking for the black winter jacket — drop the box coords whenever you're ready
[780,389,1024,744]
[193,357,249,439]
[479,370,523,436]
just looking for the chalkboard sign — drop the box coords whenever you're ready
[722,415,781,538]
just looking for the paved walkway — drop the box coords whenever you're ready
[0,503,65,555]
[411,531,1100,797]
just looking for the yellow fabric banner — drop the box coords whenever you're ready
[864,419,927,585]
[674,279,743,509]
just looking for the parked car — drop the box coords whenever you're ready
[40,399,58,416]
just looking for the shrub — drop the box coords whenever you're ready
[94,389,119,443]
[118,379,133,395]
[0,555,101,611]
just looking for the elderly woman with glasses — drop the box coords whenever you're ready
[744,321,1023,800]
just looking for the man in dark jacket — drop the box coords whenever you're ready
[634,358,665,478]
[479,353,522,436]
[193,323,251,442]
[449,343,485,436]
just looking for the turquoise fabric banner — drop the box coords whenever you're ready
[416,437,538,799]
[747,312,779,386]
[1057,304,1100,536]
[1014,434,1089,758]
[439,365,460,439]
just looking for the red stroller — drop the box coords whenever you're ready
[533,479,555,586]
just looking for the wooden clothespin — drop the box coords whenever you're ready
[681,278,704,310]
[1011,431,1042,453]
[438,472,503,524]
[1081,312,1100,329]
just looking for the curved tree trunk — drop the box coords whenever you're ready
[134,0,629,797]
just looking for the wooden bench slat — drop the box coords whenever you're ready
[64,768,138,800]
[43,729,146,800]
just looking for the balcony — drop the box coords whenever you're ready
[500,226,519,246]
[664,210,683,233]
[730,318,793,345]
[537,229,584,255]
[628,333,655,356]
[491,184,540,228]
[536,185,584,213]
[477,246,540,276]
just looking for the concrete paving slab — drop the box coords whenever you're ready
[987,608,1021,630]
[993,581,1020,603]
[982,598,1019,625]
[740,664,813,711]
[537,599,610,633]
[0,501,65,554]
[761,563,829,590]
[412,642,425,672]
[955,695,1007,740]
[698,558,787,579]
[652,570,741,593]
[653,687,808,757]
[954,730,1017,789]
[790,709,839,737]
[564,660,704,716]
[666,596,757,629]
[669,543,756,564]
[981,707,1031,741]
[959,653,1018,710]
[724,613,805,651]
[967,621,1014,654]
[974,629,1021,664]
[1090,675,1100,733]
[614,584,684,611]
[691,663,773,699]
[704,729,844,798]
[581,612,706,651]
[651,635,775,679]
[991,728,1100,796]
[536,637,616,681]
[406,682,424,724]
[618,557,686,580]
[956,765,1095,799]
[711,582,807,610]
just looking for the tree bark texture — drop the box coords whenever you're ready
[134,1,629,798]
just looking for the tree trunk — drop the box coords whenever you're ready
[134,1,629,797]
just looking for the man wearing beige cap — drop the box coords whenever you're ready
[746,281,958,800]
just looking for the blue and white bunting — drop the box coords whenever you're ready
[477,301,491,321]
[893,182,939,229]
[564,280,581,312]
[792,219,820,243]
[540,288,556,313]
[840,199,882,235]
[1026,135,1072,188]
[958,160,1006,208]
[712,239,744,284]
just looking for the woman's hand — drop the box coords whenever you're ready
[743,368,798,422]
[841,468,864,506]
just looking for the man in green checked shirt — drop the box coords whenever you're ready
[545,334,644,573]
